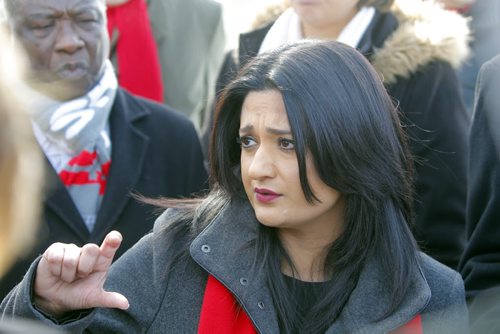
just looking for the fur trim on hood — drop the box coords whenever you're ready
[252,0,470,84]
[373,0,470,83]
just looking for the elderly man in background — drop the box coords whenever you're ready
[0,0,208,300]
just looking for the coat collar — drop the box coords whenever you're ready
[43,88,151,241]
[189,199,430,333]
[91,89,150,240]
[189,199,280,334]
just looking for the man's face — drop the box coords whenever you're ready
[9,0,109,100]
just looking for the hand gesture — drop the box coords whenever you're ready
[34,231,129,317]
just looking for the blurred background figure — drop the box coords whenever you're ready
[106,0,164,103]
[107,0,226,132]
[436,0,500,116]
[211,0,470,270]
[459,54,500,333]
[147,0,226,132]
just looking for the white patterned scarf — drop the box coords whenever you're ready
[31,60,118,232]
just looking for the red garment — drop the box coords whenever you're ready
[198,275,256,334]
[199,275,424,334]
[106,0,164,103]
[390,314,423,334]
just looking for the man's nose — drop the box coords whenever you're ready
[54,21,85,53]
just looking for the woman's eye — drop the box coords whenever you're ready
[237,136,256,149]
[279,138,295,150]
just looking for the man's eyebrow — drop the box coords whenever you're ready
[26,13,57,20]
[72,6,101,14]
[70,7,102,17]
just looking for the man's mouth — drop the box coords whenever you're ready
[57,62,87,78]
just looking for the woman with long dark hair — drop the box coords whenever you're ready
[1,41,467,333]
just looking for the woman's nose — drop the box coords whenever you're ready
[247,145,277,180]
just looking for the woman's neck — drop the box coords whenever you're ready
[279,226,341,282]
[301,24,343,40]
[300,10,358,40]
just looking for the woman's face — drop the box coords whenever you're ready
[239,90,344,238]
[291,0,359,32]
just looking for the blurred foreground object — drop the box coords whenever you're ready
[0,27,43,277]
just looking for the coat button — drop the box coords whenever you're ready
[258,302,265,309]
[201,245,211,253]
[240,277,248,286]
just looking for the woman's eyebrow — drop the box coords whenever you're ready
[239,124,253,133]
[266,127,291,135]
[239,124,291,135]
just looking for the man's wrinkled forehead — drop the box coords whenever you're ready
[2,0,106,18]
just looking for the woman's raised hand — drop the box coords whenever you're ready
[33,231,129,317]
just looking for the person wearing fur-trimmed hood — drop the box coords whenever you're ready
[210,0,470,270]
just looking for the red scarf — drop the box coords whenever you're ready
[198,275,423,334]
[106,0,164,103]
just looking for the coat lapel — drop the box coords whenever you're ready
[328,254,431,333]
[91,89,150,241]
[43,157,90,241]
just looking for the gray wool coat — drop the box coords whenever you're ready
[1,200,468,333]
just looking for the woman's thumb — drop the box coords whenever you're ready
[99,291,129,310]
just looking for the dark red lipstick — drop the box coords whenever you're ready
[254,187,281,203]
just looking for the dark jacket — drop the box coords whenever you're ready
[1,199,468,333]
[213,1,469,270]
[0,88,208,300]
[459,55,500,333]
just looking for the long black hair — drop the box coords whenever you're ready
[210,40,418,332]
[158,40,418,333]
